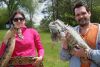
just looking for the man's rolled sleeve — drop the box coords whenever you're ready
[60,48,71,61]
[88,49,100,65]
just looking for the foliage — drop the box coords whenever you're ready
[0,0,20,16]
[51,0,74,24]
[0,0,39,29]
[0,0,38,21]
[0,0,100,30]
[40,19,51,32]
[25,20,35,28]
[91,6,100,23]
[0,8,9,29]
[40,0,100,32]
[19,0,38,22]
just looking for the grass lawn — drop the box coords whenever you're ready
[0,30,69,67]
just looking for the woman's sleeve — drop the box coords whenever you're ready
[0,42,6,57]
[33,30,44,58]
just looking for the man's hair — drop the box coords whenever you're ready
[73,2,90,13]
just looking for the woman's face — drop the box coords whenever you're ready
[13,13,25,28]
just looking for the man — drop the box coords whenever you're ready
[60,2,100,67]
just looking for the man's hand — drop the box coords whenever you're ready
[71,45,87,58]
[61,31,71,49]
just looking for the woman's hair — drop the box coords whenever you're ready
[9,10,26,24]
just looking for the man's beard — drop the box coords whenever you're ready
[78,18,90,27]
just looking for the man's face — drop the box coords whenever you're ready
[74,6,91,26]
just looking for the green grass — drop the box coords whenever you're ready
[39,31,69,67]
[0,30,7,43]
[0,30,69,67]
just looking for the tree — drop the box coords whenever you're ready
[49,0,100,25]
[50,0,75,25]
[0,0,21,16]
[0,0,38,21]
[19,0,38,22]
[0,0,39,28]
[39,0,100,32]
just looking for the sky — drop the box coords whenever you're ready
[32,0,52,25]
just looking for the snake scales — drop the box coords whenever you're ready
[0,28,43,67]
[0,27,16,67]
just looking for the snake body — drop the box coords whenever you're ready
[0,28,44,67]
[0,28,20,67]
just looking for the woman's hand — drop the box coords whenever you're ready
[32,56,43,66]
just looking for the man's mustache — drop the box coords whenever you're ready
[78,18,87,22]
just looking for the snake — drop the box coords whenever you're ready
[0,27,21,67]
[0,27,44,67]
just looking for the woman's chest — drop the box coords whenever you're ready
[15,30,35,49]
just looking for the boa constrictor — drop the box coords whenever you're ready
[0,28,44,67]
[0,28,22,67]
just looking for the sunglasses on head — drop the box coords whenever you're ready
[13,17,24,22]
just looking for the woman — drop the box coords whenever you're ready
[0,10,44,67]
